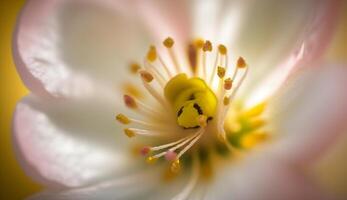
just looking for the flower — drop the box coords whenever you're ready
[12,0,347,199]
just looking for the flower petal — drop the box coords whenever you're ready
[13,95,138,188]
[204,153,332,200]
[13,0,152,98]
[269,63,347,165]
[244,0,340,106]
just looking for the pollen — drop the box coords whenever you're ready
[139,70,154,83]
[163,37,174,48]
[124,128,135,138]
[218,44,227,55]
[224,78,233,90]
[237,56,247,68]
[116,114,130,124]
[129,62,141,74]
[202,40,212,52]
[123,95,137,109]
[217,66,226,78]
[147,45,157,62]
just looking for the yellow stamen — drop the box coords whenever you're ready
[116,114,130,124]
[146,156,158,164]
[123,83,143,99]
[124,128,135,138]
[139,70,154,83]
[194,39,205,49]
[218,44,227,55]
[147,45,157,62]
[123,95,138,109]
[170,159,181,173]
[223,96,230,106]
[129,62,141,74]
[249,118,266,129]
[163,37,174,48]
[224,78,233,90]
[203,40,212,52]
[243,102,267,117]
[237,57,246,68]
[241,132,268,149]
[217,66,226,79]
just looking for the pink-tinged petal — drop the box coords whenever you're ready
[28,167,190,200]
[13,95,138,188]
[136,0,191,43]
[245,0,341,106]
[204,153,333,200]
[13,0,152,98]
[269,63,347,166]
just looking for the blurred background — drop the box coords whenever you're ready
[0,0,346,199]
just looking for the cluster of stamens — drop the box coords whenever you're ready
[116,36,250,173]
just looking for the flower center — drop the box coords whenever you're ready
[116,37,268,178]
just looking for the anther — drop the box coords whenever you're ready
[146,156,158,164]
[194,39,205,49]
[218,44,227,55]
[129,62,141,74]
[203,40,212,52]
[140,146,151,156]
[223,96,230,106]
[237,57,246,68]
[116,114,130,124]
[170,159,181,173]
[139,70,154,83]
[165,151,177,162]
[163,37,174,48]
[147,45,157,62]
[124,128,135,138]
[224,78,233,90]
[123,95,138,109]
[217,66,226,78]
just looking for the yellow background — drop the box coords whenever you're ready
[0,0,346,199]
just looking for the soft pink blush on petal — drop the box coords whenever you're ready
[13,0,150,99]
[246,0,341,107]
[269,64,347,166]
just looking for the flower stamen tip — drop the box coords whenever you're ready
[203,40,212,52]
[139,70,154,83]
[146,156,158,164]
[237,57,247,68]
[163,37,174,48]
[165,151,177,161]
[218,44,227,55]
[124,128,135,138]
[123,95,138,109]
[140,146,152,156]
[224,78,233,90]
[116,114,130,124]
[217,66,226,78]
[170,159,181,173]
[147,45,157,62]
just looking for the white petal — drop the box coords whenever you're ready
[204,153,332,200]
[13,95,138,187]
[243,0,340,106]
[13,0,152,98]
[268,63,347,165]
[29,167,190,200]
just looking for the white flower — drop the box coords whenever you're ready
[12,0,347,200]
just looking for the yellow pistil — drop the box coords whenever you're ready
[116,114,130,124]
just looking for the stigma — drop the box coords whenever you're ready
[116,37,268,175]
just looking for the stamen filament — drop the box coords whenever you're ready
[177,128,205,159]
[164,37,181,73]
